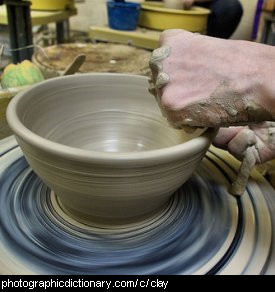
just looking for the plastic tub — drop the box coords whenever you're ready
[28,0,75,11]
[139,1,210,33]
[107,1,141,31]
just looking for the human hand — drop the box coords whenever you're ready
[149,28,275,190]
[149,29,275,129]
[214,122,275,195]
[182,0,195,9]
[214,123,275,164]
[163,0,194,9]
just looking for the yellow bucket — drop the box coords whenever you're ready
[28,0,75,11]
[139,2,210,33]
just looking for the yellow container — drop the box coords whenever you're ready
[139,2,210,33]
[28,0,75,11]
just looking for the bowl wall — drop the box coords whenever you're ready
[7,74,213,225]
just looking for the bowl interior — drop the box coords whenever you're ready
[15,74,192,153]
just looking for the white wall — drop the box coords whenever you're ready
[231,0,258,40]
[70,0,108,31]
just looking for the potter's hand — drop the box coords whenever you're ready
[149,29,275,129]
[182,0,195,9]
[214,122,275,164]
[214,122,275,195]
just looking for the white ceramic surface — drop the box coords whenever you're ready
[7,73,214,225]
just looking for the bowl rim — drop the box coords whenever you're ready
[7,73,215,166]
[141,2,210,15]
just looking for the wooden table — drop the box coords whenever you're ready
[89,26,160,50]
[0,6,77,26]
[0,5,77,61]
[0,6,77,38]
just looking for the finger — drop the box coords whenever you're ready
[227,128,258,161]
[213,127,243,150]
[149,46,171,99]
[230,146,256,196]
[149,45,170,83]
[183,0,193,9]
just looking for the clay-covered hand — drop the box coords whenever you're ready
[214,122,275,164]
[214,122,275,195]
[149,29,275,129]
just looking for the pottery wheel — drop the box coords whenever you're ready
[33,43,151,76]
[0,136,274,275]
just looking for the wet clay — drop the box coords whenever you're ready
[163,83,275,128]
[7,74,214,225]
[162,86,266,196]
[148,46,275,196]
[149,46,171,122]
[149,45,207,135]
[149,45,171,92]
[230,147,256,196]
[226,128,258,196]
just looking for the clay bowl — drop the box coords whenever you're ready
[7,73,215,226]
